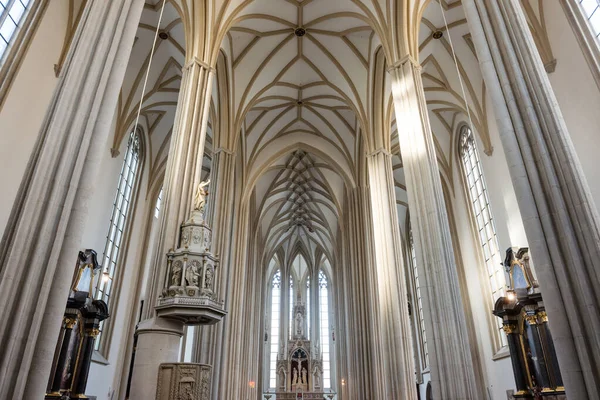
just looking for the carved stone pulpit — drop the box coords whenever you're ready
[156,210,226,324]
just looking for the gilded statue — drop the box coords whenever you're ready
[193,179,210,212]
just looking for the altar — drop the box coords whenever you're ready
[272,303,334,400]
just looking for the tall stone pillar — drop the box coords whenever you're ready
[144,59,215,317]
[193,148,237,397]
[462,1,600,398]
[0,1,144,399]
[389,58,480,399]
[340,187,379,399]
[366,150,417,400]
[216,202,253,399]
[129,58,215,398]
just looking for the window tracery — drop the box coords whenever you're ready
[269,269,281,389]
[578,0,600,40]
[409,230,429,370]
[319,270,330,389]
[95,130,141,350]
[459,126,507,348]
[0,0,32,62]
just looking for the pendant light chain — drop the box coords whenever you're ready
[101,0,167,284]
[437,0,476,133]
[132,0,168,133]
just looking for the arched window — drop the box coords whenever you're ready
[578,0,600,40]
[459,126,507,348]
[95,130,141,350]
[269,270,282,388]
[409,230,429,369]
[154,187,163,218]
[0,0,33,62]
[319,270,331,389]
[306,276,310,337]
[289,275,294,339]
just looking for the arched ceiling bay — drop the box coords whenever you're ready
[116,1,213,193]
[256,150,343,267]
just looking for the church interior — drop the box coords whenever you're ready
[1,1,600,399]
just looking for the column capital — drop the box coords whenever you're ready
[366,147,392,158]
[184,56,215,73]
[387,54,421,73]
[214,147,236,156]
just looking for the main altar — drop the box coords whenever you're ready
[273,303,332,400]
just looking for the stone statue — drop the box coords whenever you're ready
[193,179,210,212]
[295,312,303,337]
[171,261,183,286]
[301,367,307,384]
[204,266,213,289]
[292,367,298,385]
[186,261,201,287]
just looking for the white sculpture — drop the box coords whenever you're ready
[193,179,210,212]
[295,312,303,337]
[301,367,307,384]
[292,367,298,385]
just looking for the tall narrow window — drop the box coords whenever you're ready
[154,187,163,218]
[0,0,32,62]
[578,0,600,40]
[319,271,331,389]
[95,131,141,349]
[269,270,282,388]
[289,275,294,339]
[410,230,429,369]
[459,126,506,347]
[306,276,310,337]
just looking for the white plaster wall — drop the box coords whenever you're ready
[544,2,600,210]
[0,1,69,234]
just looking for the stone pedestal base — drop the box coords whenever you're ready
[129,317,184,399]
[156,363,212,400]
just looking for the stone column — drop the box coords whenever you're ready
[0,1,144,398]
[144,59,215,317]
[129,58,215,398]
[389,58,480,399]
[128,318,184,399]
[366,150,417,400]
[341,187,379,399]
[462,1,600,398]
[216,203,253,399]
[193,148,237,397]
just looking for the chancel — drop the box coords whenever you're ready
[2,1,600,400]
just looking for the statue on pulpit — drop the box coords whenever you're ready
[193,179,210,213]
[294,312,303,337]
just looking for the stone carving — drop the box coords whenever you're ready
[193,179,210,213]
[186,260,201,287]
[301,367,307,384]
[295,312,303,337]
[171,261,183,287]
[293,367,298,385]
[204,266,213,289]
[156,363,212,400]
